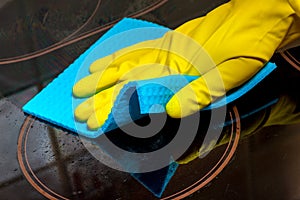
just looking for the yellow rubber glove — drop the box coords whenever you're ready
[73,0,300,130]
[73,32,214,129]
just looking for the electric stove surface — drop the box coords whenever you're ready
[1,0,300,199]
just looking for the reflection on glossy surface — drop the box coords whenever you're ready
[16,108,239,199]
[0,0,300,199]
[0,0,167,58]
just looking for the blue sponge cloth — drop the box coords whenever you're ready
[22,17,276,138]
[22,18,179,198]
[22,18,277,198]
[23,18,276,197]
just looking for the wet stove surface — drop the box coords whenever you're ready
[1,0,300,199]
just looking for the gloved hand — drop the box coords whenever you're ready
[73,0,300,131]
[73,31,215,129]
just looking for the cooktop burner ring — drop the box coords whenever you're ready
[17,106,240,200]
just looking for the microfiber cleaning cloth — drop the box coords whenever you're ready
[23,18,277,197]
[22,18,277,139]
